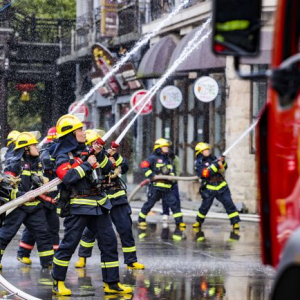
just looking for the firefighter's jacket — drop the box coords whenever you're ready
[103,151,129,206]
[195,153,228,193]
[53,133,113,216]
[141,149,175,189]
[39,142,58,210]
[5,152,43,213]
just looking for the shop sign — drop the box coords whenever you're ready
[130,90,152,115]
[68,101,89,121]
[101,0,118,37]
[159,85,182,109]
[194,76,219,102]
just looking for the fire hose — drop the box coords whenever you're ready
[128,175,199,202]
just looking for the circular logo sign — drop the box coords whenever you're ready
[159,86,182,109]
[130,90,152,115]
[194,76,219,102]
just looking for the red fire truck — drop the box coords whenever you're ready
[212,0,300,298]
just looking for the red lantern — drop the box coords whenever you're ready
[15,83,36,101]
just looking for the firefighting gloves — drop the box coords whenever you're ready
[31,174,49,188]
[0,174,21,189]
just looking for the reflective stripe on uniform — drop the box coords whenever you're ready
[197,212,206,219]
[24,201,40,206]
[22,170,31,176]
[210,164,218,173]
[100,156,109,168]
[19,242,34,250]
[153,182,172,188]
[70,198,97,206]
[53,257,69,267]
[56,208,61,214]
[228,212,239,219]
[39,250,54,257]
[172,235,182,241]
[107,190,126,199]
[122,246,136,253]
[0,250,4,255]
[10,189,18,199]
[74,166,85,178]
[173,212,183,218]
[101,261,119,268]
[115,155,123,166]
[80,240,95,248]
[155,163,164,168]
[216,20,250,31]
[145,170,152,177]
[139,233,146,239]
[139,212,146,219]
[206,181,227,191]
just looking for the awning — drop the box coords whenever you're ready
[137,35,177,78]
[93,92,112,107]
[241,31,273,65]
[168,26,226,72]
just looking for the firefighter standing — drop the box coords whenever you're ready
[193,142,240,229]
[138,138,186,227]
[75,129,144,270]
[17,127,60,265]
[51,115,132,296]
[0,132,54,269]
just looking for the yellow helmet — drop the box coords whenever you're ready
[7,130,20,147]
[85,129,101,146]
[195,142,210,156]
[153,138,169,151]
[14,132,39,150]
[56,114,83,138]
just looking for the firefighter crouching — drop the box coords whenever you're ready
[51,114,132,296]
[75,129,145,270]
[0,132,54,269]
[17,127,60,265]
[138,138,186,228]
[193,142,240,230]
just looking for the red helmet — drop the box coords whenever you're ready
[45,127,57,143]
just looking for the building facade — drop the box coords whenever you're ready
[59,0,277,213]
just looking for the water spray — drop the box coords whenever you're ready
[114,27,212,145]
[69,0,191,115]
[103,18,212,144]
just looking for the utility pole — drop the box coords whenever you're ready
[0,0,13,145]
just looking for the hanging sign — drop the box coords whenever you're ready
[159,86,182,109]
[194,76,219,102]
[130,90,152,115]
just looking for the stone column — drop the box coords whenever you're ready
[225,57,257,213]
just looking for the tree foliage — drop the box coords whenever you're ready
[13,0,76,19]
[7,82,44,132]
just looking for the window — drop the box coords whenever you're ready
[250,65,268,153]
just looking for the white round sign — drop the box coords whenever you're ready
[159,85,182,109]
[194,76,219,102]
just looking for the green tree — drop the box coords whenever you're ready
[13,0,76,19]
[8,82,44,132]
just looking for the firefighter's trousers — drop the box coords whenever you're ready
[139,186,183,224]
[0,207,54,267]
[52,214,119,283]
[162,183,181,215]
[78,204,137,264]
[196,187,240,225]
[18,206,60,258]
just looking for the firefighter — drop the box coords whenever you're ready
[17,127,60,265]
[162,144,182,221]
[51,114,132,296]
[193,142,240,230]
[0,132,54,270]
[75,129,144,270]
[138,138,186,227]
[4,130,20,169]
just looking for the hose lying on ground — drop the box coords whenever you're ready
[128,175,199,202]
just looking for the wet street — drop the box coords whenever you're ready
[0,210,275,300]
